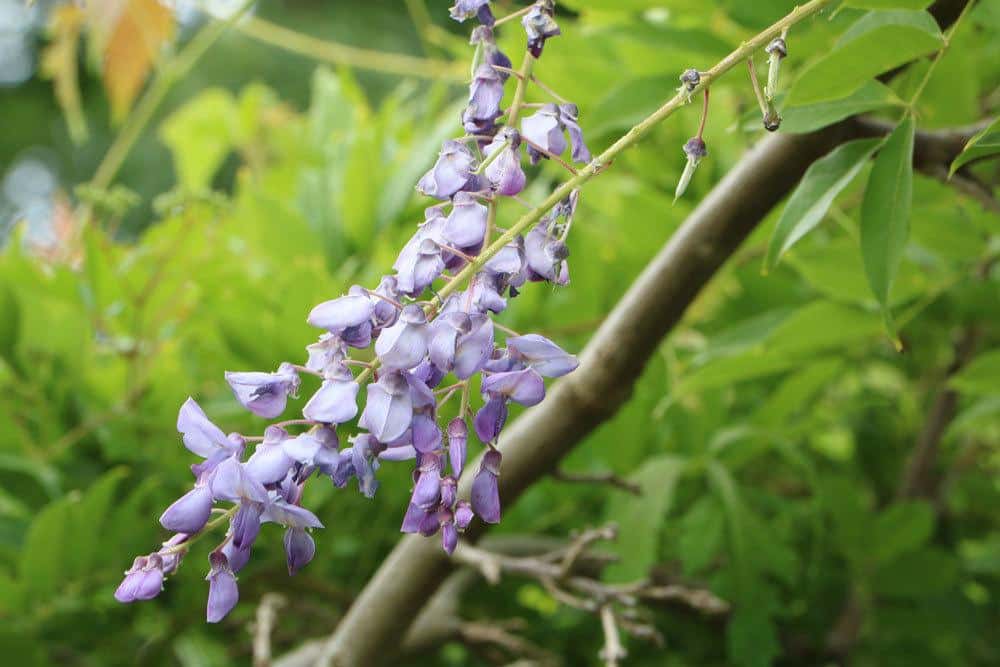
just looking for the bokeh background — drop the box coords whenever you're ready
[0,1,998,665]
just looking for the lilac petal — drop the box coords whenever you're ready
[444,192,489,248]
[284,527,316,575]
[303,377,359,424]
[224,369,298,419]
[244,442,295,486]
[559,104,592,163]
[482,367,546,406]
[412,359,445,389]
[230,502,263,550]
[210,457,268,504]
[159,485,213,534]
[222,540,251,573]
[372,275,401,329]
[177,398,234,460]
[206,554,239,623]
[263,500,324,529]
[453,314,494,380]
[485,140,526,197]
[305,333,347,374]
[419,510,441,537]
[521,104,567,164]
[448,417,468,478]
[359,375,413,443]
[375,305,429,370]
[417,140,474,200]
[411,414,443,454]
[134,567,164,601]
[455,501,475,530]
[341,320,373,349]
[484,238,525,276]
[411,470,442,509]
[307,294,373,331]
[401,503,428,533]
[440,477,457,508]
[379,445,417,462]
[507,334,579,378]
[471,450,502,524]
[405,370,437,411]
[114,571,142,603]
[442,522,458,555]
[467,63,504,122]
[474,395,509,443]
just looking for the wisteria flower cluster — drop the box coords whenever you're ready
[115,0,591,623]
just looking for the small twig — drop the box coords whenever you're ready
[552,469,642,495]
[559,524,617,579]
[251,593,287,667]
[599,605,627,667]
[522,137,581,175]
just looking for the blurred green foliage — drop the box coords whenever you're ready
[0,1,998,666]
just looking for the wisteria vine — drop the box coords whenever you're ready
[115,0,589,623]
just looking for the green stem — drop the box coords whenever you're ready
[907,0,975,109]
[506,51,536,128]
[432,0,835,308]
[404,0,437,55]
[236,15,464,81]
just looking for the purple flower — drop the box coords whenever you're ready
[450,0,492,25]
[522,0,560,58]
[482,367,546,406]
[375,304,429,370]
[394,210,448,295]
[467,63,504,125]
[558,104,591,163]
[159,484,213,534]
[448,417,468,477]
[115,555,165,603]
[455,501,474,530]
[372,275,401,330]
[471,26,512,79]
[177,398,243,474]
[222,539,251,573]
[521,104,566,165]
[244,428,296,485]
[474,394,509,443]
[454,314,494,379]
[224,363,299,419]
[443,192,488,249]
[441,519,459,554]
[305,333,347,374]
[484,128,526,196]
[411,457,442,509]
[525,220,569,285]
[417,140,475,200]
[507,334,578,377]
[284,528,315,575]
[676,137,707,201]
[211,457,269,550]
[206,551,239,623]
[303,366,359,424]
[359,371,414,444]
[307,291,374,333]
[262,500,323,530]
[471,449,502,523]
[411,413,443,454]
[281,430,341,477]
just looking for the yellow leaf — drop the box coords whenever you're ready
[40,5,88,144]
[101,0,175,122]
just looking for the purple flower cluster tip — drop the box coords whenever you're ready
[116,0,587,624]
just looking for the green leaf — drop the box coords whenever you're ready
[872,501,934,564]
[860,115,915,338]
[782,80,902,133]
[764,138,882,271]
[949,117,1000,176]
[789,11,944,105]
[19,498,72,601]
[159,88,238,189]
[66,468,128,579]
[603,455,685,581]
[753,358,843,427]
[950,349,1000,396]
[677,496,725,576]
[872,548,957,598]
[727,607,781,667]
[844,0,932,9]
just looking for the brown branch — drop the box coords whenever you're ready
[252,594,287,667]
[552,469,643,496]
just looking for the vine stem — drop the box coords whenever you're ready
[431,0,836,310]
